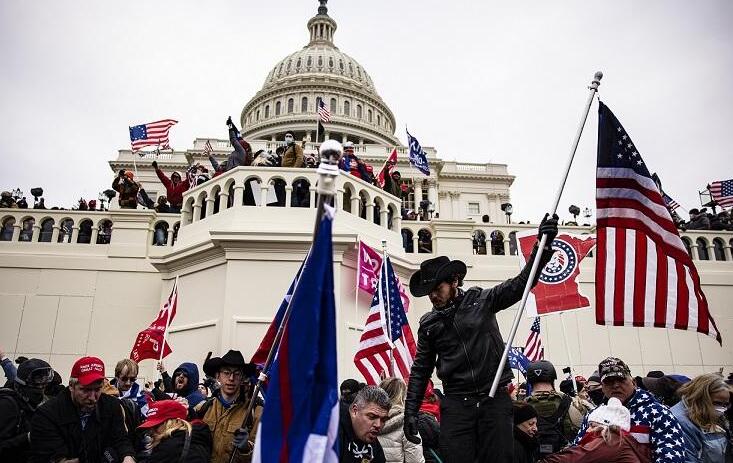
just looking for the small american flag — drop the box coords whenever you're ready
[709,179,733,208]
[129,119,177,152]
[317,99,331,123]
[595,102,720,344]
[202,140,213,157]
[523,317,544,362]
[354,256,416,384]
[662,193,680,211]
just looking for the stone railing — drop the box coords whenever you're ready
[0,209,115,245]
[179,166,403,232]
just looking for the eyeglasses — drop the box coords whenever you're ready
[219,369,243,379]
[118,376,137,383]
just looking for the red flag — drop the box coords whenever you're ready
[130,279,178,362]
[517,231,596,316]
[377,148,398,188]
[357,241,410,312]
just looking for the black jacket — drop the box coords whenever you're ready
[513,428,539,463]
[29,387,135,463]
[142,422,212,463]
[0,387,34,462]
[405,245,553,416]
[338,402,386,463]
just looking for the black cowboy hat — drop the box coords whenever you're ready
[203,350,257,378]
[409,256,467,297]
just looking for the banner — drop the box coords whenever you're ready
[517,231,596,317]
[130,279,178,362]
[357,241,410,312]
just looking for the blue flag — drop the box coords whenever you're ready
[406,129,430,176]
[253,210,339,463]
[508,346,530,375]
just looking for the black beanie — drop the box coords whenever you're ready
[340,379,360,394]
[513,403,538,425]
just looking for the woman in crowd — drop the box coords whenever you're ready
[513,402,539,463]
[137,400,212,462]
[670,373,731,463]
[378,377,425,463]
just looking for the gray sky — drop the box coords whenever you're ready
[1,0,731,222]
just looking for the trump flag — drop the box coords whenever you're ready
[517,231,596,317]
[130,278,178,362]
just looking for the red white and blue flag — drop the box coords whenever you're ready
[354,256,417,385]
[709,179,733,208]
[523,317,544,362]
[595,102,721,343]
[662,193,680,211]
[129,119,177,152]
[377,148,398,188]
[252,210,339,463]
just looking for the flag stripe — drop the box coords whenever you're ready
[632,230,646,326]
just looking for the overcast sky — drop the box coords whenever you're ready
[1,0,731,222]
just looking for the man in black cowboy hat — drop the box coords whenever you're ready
[403,214,558,463]
[195,350,260,463]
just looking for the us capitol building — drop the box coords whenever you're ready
[1,1,731,383]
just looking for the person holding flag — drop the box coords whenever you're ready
[403,215,558,463]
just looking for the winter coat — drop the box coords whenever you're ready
[416,411,441,463]
[112,176,140,208]
[195,389,262,463]
[377,405,425,463]
[573,389,682,463]
[0,387,34,462]
[155,168,190,208]
[225,128,252,171]
[670,401,729,463]
[514,427,540,463]
[171,363,206,415]
[405,246,553,417]
[143,421,212,463]
[282,143,304,167]
[338,402,387,463]
[541,430,649,463]
[29,387,135,463]
[382,173,402,198]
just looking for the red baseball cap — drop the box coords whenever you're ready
[71,356,106,386]
[138,400,187,429]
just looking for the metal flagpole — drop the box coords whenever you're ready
[559,313,578,394]
[354,239,361,322]
[381,239,395,377]
[489,71,603,397]
[227,141,343,463]
[159,276,178,377]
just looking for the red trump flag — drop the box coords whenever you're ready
[130,279,178,362]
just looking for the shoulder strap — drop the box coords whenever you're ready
[178,427,192,463]
[548,394,572,424]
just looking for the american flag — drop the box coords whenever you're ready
[202,139,213,157]
[662,193,680,211]
[129,119,177,151]
[523,317,544,362]
[709,179,733,208]
[354,256,416,384]
[595,102,721,344]
[317,99,331,123]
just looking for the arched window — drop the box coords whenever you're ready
[301,97,308,113]
[256,110,260,121]
[344,101,350,116]
[368,109,373,123]
[264,105,270,118]
[307,56,312,67]
[377,114,382,127]
[318,55,323,67]
[97,220,113,244]
[58,219,73,243]
[339,59,344,71]
[696,238,709,260]
[39,218,54,242]
[287,98,294,113]
[153,222,169,246]
[0,217,14,241]
[418,229,432,254]
[356,104,362,119]
[713,238,726,261]
[328,57,334,68]
[19,217,34,242]
[472,230,487,255]
[682,237,693,258]
[330,98,337,114]
[490,230,505,255]
[77,219,93,244]
[296,58,302,69]
[509,231,518,256]
[275,101,281,116]
[402,229,414,253]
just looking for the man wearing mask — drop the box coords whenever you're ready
[281,131,304,167]
[0,359,53,462]
[30,356,135,463]
[403,215,559,463]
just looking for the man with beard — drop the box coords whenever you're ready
[195,350,261,463]
[0,358,53,462]
[169,362,206,416]
[338,385,389,463]
[29,356,135,463]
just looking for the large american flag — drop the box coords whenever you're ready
[709,179,733,208]
[354,256,416,384]
[129,119,177,152]
[317,99,331,123]
[662,193,680,211]
[524,317,544,362]
[595,102,721,344]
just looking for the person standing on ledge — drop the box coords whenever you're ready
[403,214,559,463]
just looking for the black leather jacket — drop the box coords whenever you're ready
[405,245,553,417]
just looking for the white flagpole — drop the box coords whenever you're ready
[158,276,178,370]
[559,313,578,393]
[355,239,361,322]
[381,239,395,377]
[489,72,602,397]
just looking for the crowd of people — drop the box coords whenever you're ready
[677,208,733,231]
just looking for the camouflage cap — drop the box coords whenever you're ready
[598,357,631,381]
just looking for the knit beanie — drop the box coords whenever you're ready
[513,402,538,426]
[588,397,631,431]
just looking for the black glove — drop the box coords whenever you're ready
[232,428,250,452]
[151,160,158,169]
[403,414,421,444]
[226,116,233,127]
[537,213,559,247]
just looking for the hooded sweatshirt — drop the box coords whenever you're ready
[154,168,189,208]
[172,363,206,414]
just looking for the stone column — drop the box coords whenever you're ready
[392,215,402,233]
[70,226,80,243]
[285,186,293,207]
[412,235,419,253]
[192,204,202,222]
[503,238,511,256]
[90,227,99,245]
[181,208,192,226]
[351,196,361,216]
[11,224,20,241]
[260,185,269,207]
[427,179,438,216]
[380,208,389,228]
[451,192,461,219]
[167,228,175,246]
[439,191,450,219]
[309,189,317,208]
[336,188,344,211]
[724,244,733,262]
[233,185,245,206]
[205,198,216,217]
[51,225,60,243]
[220,191,230,210]
[413,180,423,207]
[31,224,40,242]
[690,243,699,261]
[365,203,374,223]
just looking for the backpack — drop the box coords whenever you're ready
[536,394,572,456]
[0,388,24,435]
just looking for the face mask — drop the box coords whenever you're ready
[285,136,294,144]
[588,389,605,406]
[23,387,46,407]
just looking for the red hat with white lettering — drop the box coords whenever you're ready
[70,356,106,386]
[138,400,187,429]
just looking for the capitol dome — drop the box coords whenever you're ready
[241,0,400,146]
